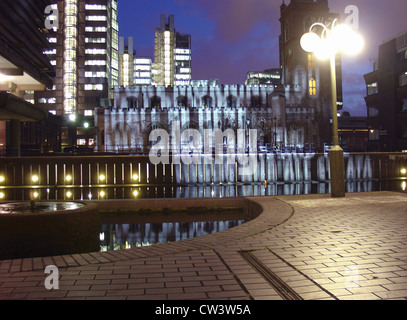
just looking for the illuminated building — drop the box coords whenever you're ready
[35,0,119,147]
[119,37,135,87]
[364,31,407,152]
[245,69,281,85]
[134,57,153,85]
[153,14,191,86]
[96,84,317,154]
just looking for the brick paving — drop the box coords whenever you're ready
[0,191,406,300]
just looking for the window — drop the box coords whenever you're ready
[85,60,106,66]
[151,96,161,109]
[177,96,187,108]
[85,71,106,78]
[85,48,107,55]
[227,96,237,108]
[85,4,107,10]
[284,22,290,42]
[84,110,94,116]
[85,37,106,43]
[85,84,103,91]
[399,72,407,87]
[202,96,213,109]
[309,78,317,96]
[86,16,107,21]
[367,82,378,95]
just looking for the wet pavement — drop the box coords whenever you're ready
[0,191,406,300]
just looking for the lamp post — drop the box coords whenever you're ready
[300,20,364,198]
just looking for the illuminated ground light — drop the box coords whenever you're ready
[99,190,106,198]
[31,175,39,183]
[66,175,72,183]
[0,176,5,183]
[132,174,138,181]
[402,181,406,191]
[0,192,5,199]
[66,191,72,198]
[133,190,139,197]
[32,191,39,199]
[99,174,106,182]
[401,168,407,175]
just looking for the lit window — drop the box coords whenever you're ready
[86,48,107,55]
[84,110,94,116]
[367,82,378,95]
[85,84,103,91]
[309,78,317,96]
[85,60,106,66]
[86,15,107,21]
[85,4,107,10]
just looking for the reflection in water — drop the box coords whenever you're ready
[100,220,244,251]
[2,180,405,201]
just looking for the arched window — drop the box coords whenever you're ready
[202,95,213,109]
[251,96,261,108]
[150,96,161,109]
[309,78,317,96]
[284,21,290,42]
[226,95,237,108]
[177,96,187,108]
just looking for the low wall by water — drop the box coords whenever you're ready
[91,197,261,223]
[0,201,100,260]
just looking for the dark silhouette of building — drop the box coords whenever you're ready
[279,0,343,147]
[0,0,62,156]
[364,31,407,152]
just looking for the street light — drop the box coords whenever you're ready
[300,19,364,198]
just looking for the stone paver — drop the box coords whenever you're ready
[0,191,406,300]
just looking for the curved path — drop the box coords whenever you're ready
[0,192,406,300]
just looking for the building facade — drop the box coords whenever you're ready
[35,0,119,148]
[118,36,135,87]
[153,14,191,86]
[96,84,317,154]
[0,0,63,156]
[279,0,343,146]
[364,31,407,152]
[96,0,344,154]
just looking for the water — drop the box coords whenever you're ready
[100,219,245,251]
[0,201,84,215]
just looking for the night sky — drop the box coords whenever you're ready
[118,0,407,117]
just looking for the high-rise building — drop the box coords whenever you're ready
[0,0,63,156]
[134,57,153,85]
[119,36,135,87]
[245,68,281,85]
[36,0,119,147]
[153,14,191,86]
[364,31,407,152]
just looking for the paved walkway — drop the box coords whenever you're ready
[0,191,406,300]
